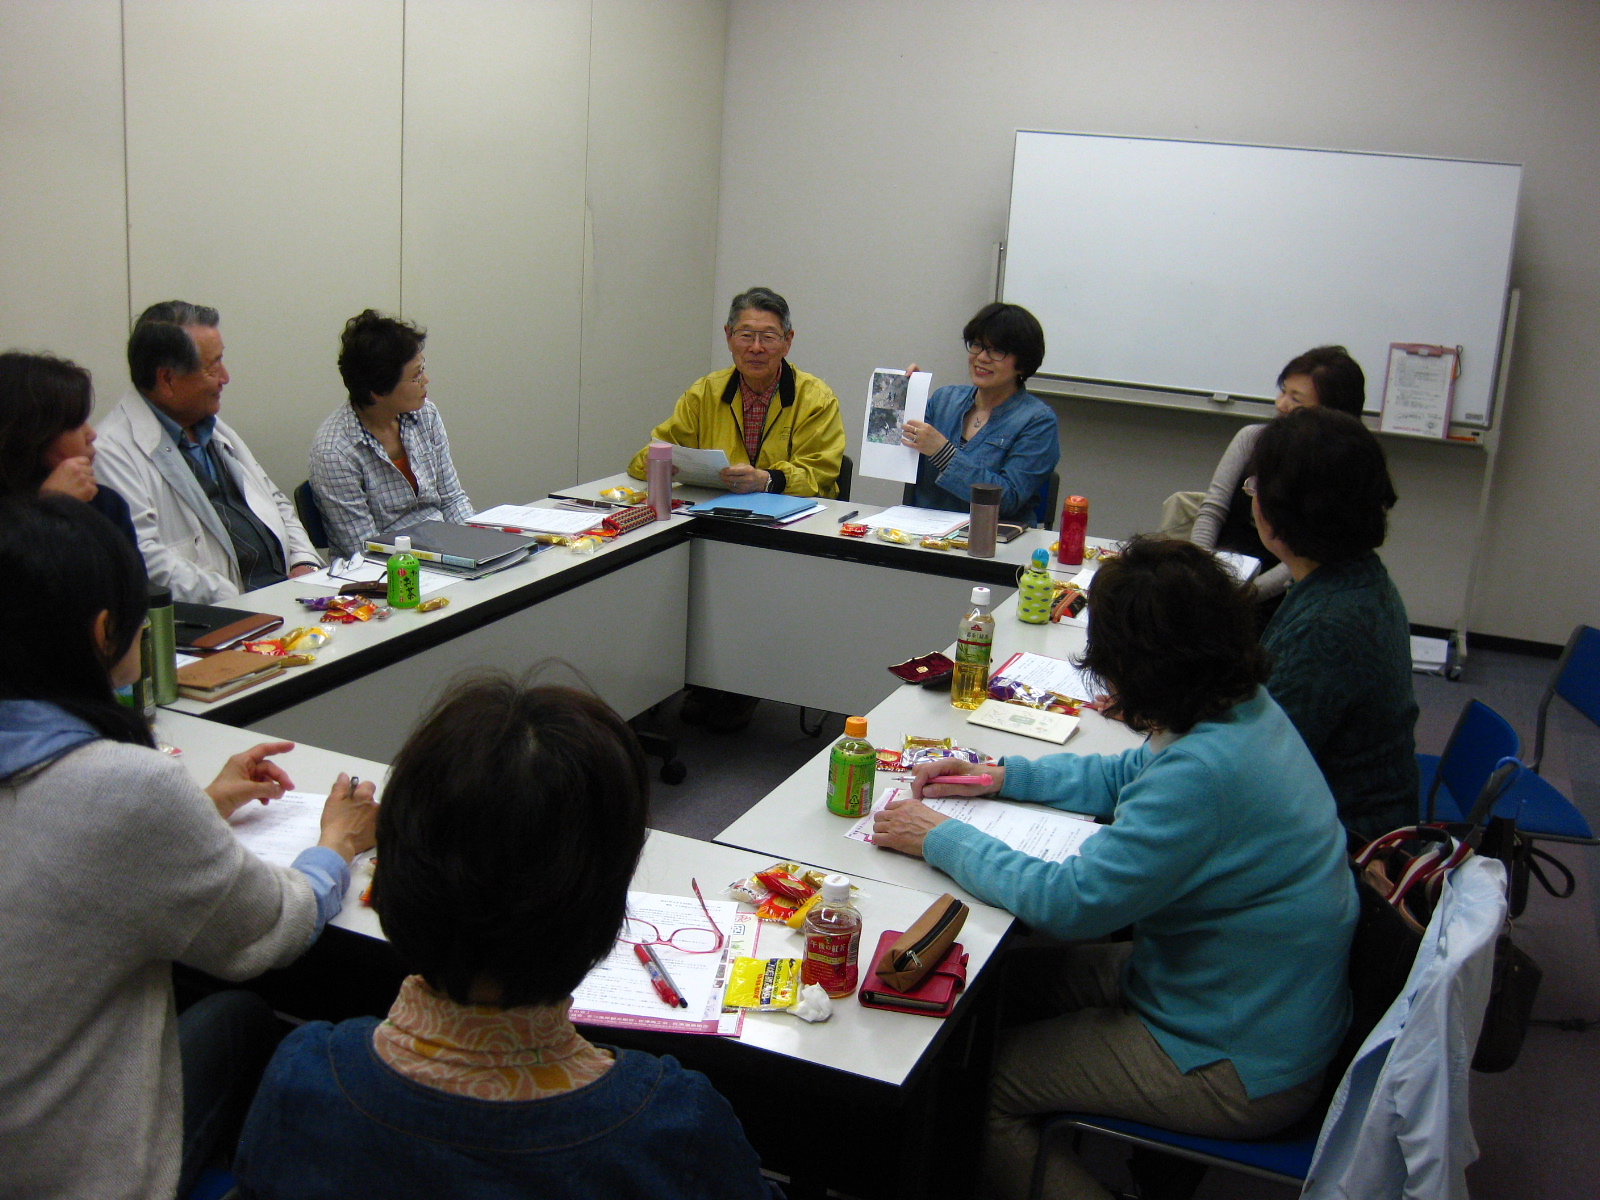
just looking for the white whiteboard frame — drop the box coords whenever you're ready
[1001,131,1522,430]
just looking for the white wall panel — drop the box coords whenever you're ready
[400,0,591,508]
[124,0,403,497]
[716,0,1600,643]
[579,0,727,482]
[0,0,128,407]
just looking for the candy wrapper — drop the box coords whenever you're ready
[839,522,868,538]
[1050,584,1088,623]
[903,735,953,751]
[986,675,1084,716]
[876,748,903,772]
[599,485,647,505]
[755,865,815,902]
[724,957,802,1010]
[316,597,391,624]
[919,536,951,551]
[876,527,913,545]
[788,982,833,1023]
[901,744,993,769]
[417,596,450,613]
[783,891,825,929]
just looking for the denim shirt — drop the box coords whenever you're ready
[234,1019,781,1200]
[907,385,1060,522]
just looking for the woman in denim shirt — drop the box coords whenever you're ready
[901,303,1060,524]
[235,679,778,1200]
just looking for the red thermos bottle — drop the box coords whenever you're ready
[1057,495,1089,567]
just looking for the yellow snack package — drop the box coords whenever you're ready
[784,892,826,929]
[724,957,802,1010]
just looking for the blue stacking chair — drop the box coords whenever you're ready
[1033,471,1061,530]
[293,480,331,551]
[1502,625,1600,844]
[1419,699,1520,823]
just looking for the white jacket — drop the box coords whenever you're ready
[95,390,319,603]
[1303,856,1507,1200]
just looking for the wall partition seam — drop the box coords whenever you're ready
[574,0,598,488]
[119,0,132,328]
[398,0,407,316]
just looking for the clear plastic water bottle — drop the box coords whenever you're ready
[387,535,421,609]
[951,586,994,710]
[1018,548,1054,624]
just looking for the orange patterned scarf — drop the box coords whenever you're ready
[372,975,614,1101]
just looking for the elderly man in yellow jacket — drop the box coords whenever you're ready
[629,287,844,498]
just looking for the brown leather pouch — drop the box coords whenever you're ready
[192,614,283,651]
[874,892,969,992]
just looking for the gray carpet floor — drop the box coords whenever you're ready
[641,644,1600,1199]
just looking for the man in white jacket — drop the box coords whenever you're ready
[96,301,320,603]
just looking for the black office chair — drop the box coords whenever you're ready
[835,453,854,502]
[900,470,1059,528]
[293,480,331,551]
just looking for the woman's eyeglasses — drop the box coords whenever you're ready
[617,878,725,955]
[965,342,1009,363]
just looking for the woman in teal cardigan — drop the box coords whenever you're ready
[874,537,1357,1200]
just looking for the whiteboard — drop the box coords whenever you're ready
[1002,132,1521,427]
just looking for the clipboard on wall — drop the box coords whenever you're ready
[1379,343,1460,438]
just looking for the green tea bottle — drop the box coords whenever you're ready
[387,535,421,609]
[826,716,875,817]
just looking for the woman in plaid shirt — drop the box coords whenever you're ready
[310,310,473,559]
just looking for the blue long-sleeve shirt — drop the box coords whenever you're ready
[908,384,1060,522]
[923,688,1357,1098]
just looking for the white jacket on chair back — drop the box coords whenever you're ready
[1303,855,1506,1200]
[95,390,318,604]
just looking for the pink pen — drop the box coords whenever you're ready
[930,773,993,787]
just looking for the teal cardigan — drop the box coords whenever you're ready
[923,688,1356,1099]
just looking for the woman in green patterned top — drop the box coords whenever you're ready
[1248,406,1419,845]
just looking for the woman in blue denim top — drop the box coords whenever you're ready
[901,302,1060,524]
[234,678,779,1200]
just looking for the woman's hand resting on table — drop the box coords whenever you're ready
[871,760,1005,859]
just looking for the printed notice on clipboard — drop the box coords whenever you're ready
[1379,344,1459,438]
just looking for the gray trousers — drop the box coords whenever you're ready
[984,943,1321,1200]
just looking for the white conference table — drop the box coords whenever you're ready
[155,707,1012,1092]
[166,475,1081,759]
[716,578,1147,904]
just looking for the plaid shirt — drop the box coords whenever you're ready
[738,374,780,465]
[309,401,474,558]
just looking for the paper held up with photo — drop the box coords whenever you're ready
[668,445,731,487]
[860,369,933,484]
[847,785,1101,863]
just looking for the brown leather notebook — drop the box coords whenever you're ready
[173,602,283,651]
[175,650,284,702]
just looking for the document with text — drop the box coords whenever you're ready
[848,786,1101,863]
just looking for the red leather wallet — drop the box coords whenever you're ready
[858,929,968,1017]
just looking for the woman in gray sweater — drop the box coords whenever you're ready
[0,495,377,1200]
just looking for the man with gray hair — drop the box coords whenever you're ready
[96,300,320,603]
[628,287,845,497]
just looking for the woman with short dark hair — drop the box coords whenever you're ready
[873,537,1356,1200]
[235,676,778,1200]
[1191,345,1365,600]
[309,309,473,558]
[900,302,1061,523]
[0,495,376,1200]
[0,350,136,544]
[1251,406,1419,844]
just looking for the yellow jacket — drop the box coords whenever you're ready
[628,362,844,498]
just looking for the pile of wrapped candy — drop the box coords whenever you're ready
[727,861,851,928]
[874,734,995,774]
[239,625,332,668]
[298,594,392,623]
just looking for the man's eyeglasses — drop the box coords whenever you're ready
[729,330,788,348]
[617,878,725,955]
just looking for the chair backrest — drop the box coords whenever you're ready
[835,453,853,502]
[1532,624,1600,771]
[1426,699,1519,822]
[293,480,330,551]
[1033,471,1061,530]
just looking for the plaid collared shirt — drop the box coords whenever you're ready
[738,373,780,464]
[309,400,474,558]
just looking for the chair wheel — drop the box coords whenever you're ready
[659,760,687,785]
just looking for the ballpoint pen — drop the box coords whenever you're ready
[835,509,860,524]
[633,943,687,1008]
